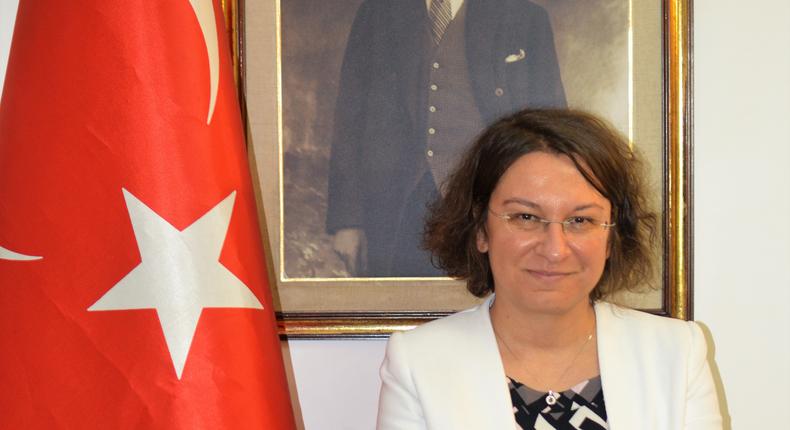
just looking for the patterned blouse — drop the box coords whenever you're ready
[507,375,608,429]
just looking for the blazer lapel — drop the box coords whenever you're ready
[596,302,641,429]
[463,296,518,429]
[465,0,499,80]
[391,0,429,132]
[464,0,509,122]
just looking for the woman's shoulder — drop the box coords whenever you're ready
[596,300,691,325]
[595,300,703,349]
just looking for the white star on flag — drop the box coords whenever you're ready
[89,188,263,379]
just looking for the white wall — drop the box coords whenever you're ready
[0,0,17,93]
[286,340,385,430]
[693,0,790,427]
[2,0,789,428]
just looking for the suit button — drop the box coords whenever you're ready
[427,149,434,157]
[428,128,436,135]
[429,106,437,113]
[432,62,440,69]
[495,88,504,97]
[430,84,438,91]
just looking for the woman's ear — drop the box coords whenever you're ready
[476,226,489,253]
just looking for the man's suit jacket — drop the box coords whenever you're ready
[326,0,566,275]
[377,296,723,429]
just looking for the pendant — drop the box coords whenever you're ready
[546,391,558,406]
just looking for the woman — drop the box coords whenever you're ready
[376,109,722,429]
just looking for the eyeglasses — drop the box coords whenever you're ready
[488,209,615,236]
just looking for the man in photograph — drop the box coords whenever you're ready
[326,0,566,277]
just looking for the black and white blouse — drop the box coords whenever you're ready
[507,375,608,430]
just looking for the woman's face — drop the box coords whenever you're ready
[478,151,612,316]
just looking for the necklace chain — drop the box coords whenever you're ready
[493,325,594,406]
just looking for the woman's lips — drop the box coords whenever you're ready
[526,269,575,280]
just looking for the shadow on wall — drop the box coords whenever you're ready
[696,321,732,429]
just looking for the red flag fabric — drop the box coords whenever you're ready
[0,1,296,428]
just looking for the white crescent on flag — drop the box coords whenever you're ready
[0,245,42,261]
[188,0,219,124]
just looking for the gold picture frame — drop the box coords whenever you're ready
[229,0,693,337]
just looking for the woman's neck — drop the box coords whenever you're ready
[489,296,596,352]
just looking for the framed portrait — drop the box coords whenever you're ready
[232,0,692,337]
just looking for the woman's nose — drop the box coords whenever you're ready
[534,223,572,261]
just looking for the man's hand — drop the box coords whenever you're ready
[332,228,368,276]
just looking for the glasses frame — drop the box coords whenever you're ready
[488,208,616,236]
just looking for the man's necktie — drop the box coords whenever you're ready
[429,0,452,44]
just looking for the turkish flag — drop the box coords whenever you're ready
[0,1,296,429]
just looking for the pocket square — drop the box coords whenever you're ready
[504,49,526,63]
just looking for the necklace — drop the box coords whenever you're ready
[493,326,594,406]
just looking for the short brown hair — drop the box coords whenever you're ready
[423,109,657,300]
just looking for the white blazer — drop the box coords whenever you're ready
[377,296,722,429]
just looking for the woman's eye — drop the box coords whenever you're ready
[514,213,537,221]
[569,216,592,225]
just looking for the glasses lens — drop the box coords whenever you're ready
[507,214,543,232]
[564,217,600,234]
